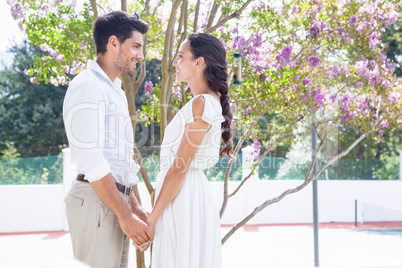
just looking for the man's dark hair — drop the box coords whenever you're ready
[93,11,149,55]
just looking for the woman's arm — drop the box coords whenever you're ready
[147,96,210,229]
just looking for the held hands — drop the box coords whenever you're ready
[132,217,156,252]
[119,213,154,251]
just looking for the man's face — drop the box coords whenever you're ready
[114,31,144,76]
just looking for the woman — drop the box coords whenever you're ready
[147,33,233,267]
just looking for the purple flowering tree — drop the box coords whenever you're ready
[216,0,402,242]
[8,0,402,250]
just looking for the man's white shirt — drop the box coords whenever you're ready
[63,60,140,187]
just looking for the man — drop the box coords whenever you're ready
[63,11,153,267]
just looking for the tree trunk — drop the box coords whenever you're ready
[160,0,182,142]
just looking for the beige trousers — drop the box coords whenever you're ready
[65,180,131,268]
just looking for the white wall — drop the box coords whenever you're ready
[0,148,401,233]
[0,185,65,233]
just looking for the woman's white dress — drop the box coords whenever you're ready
[151,94,224,268]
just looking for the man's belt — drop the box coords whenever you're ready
[76,174,133,196]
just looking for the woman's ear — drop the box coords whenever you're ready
[196,57,206,68]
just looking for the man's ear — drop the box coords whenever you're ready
[107,35,119,53]
[196,57,206,68]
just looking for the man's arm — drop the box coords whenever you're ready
[90,173,154,245]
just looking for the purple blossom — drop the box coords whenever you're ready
[245,106,251,115]
[18,22,25,32]
[56,54,64,62]
[313,88,325,108]
[260,74,267,83]
[340,113,351,121]
[40,4,49,16]
[329,65,339,78]
[370,76,378,86]
[369,60,376,69]
[303,78,310,85]
[233,36,247,54]
[380,120,389,128]
[308,56,320,67]
[381,79,390,89]
[349,15,358,26]
[30,77,37,84]
[48,48,59,57]
[292,5,299,14]
[386,11,398,26]
[251,141,261,163]
[369,32,379,47]
[329,94,337,102]
[356,81,364,88]
[144,81,154,98]
[377,129,383,137]
[332,65,339,75]
[252,33,263,47]
[11,2,23,20]
[281,46,292,61]
[40,44,49,52]
[275,46,293,69]
[308,25,320,39]
[252,140,261,149]
[340,94,350,110]
[368,20,376,30]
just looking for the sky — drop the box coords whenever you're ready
[0,0,25,52]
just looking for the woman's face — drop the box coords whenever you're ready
[173,40,198,82]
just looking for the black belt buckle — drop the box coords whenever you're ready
[116,182,133,196]
[77,174,132,196]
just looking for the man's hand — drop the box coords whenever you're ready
[90,175,154,248]
[118,213,154,245]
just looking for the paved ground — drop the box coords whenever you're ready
[1,222,402,268]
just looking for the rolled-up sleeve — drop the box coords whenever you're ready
[63,81,111,182]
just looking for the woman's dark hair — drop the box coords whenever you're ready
[187,33,234,158]
[93,11,149,55]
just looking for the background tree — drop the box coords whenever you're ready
[382,8,402,77]
[0,41,68,158]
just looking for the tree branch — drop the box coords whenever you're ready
[228,118,302,198]
[152,1,162,17]
[193,0,201,32]
[172,0,188,67]
[221,134,366,244]
[205,0,254,34]
[160,0,182,141]
[90,0,98,20]
[121,0,127,11]
[206,1,220,29]
[133,146,154,196]
[220,110,267,218]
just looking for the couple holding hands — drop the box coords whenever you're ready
[63,10,233,268]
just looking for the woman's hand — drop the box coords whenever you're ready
[132,204,150,222]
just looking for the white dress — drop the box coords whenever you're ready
[151,94,225,268]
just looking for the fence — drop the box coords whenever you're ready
[0,149,401,184]
[0,148,402,233]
